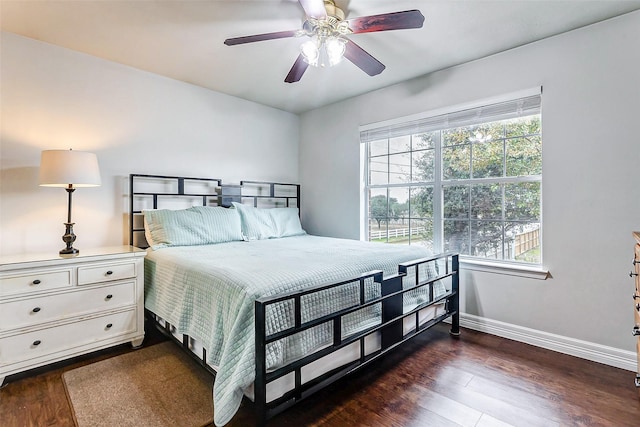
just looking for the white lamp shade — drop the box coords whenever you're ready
[39,149,101,187]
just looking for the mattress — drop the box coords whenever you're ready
[144,235,444,426]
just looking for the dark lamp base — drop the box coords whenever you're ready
[60,247,79,255]
[61,221,78,255]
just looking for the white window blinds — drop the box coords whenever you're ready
[360,94,542,143]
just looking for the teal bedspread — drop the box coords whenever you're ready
[144,235,438,426]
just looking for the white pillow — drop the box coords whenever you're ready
[231,202,305,240]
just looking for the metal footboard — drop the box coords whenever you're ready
[253,252,459,426]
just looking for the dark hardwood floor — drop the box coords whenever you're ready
[2,321,639,426]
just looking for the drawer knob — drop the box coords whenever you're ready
[106,323,113,329]
[32,340,41,346]
[105,270,113,276]
[32,279,41,285]
[633,326,640,336]
[630,271,638,278]
[32,307,41,313]
[105,294,113,300]
[634,259,640,266]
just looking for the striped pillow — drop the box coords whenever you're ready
[143,206,243,249]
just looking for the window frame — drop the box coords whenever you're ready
[360,88,547,277]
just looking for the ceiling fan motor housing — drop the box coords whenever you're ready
[302,0,351,37]
[323,0,345,21]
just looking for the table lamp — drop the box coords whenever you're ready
[39,149,101,254]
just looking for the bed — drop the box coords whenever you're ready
[129,174,460,426]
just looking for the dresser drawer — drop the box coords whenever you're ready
[0,268,73,297]
[0,281,136,331]
[77,261,136,285]
[0,309,138,366]
[635,244,640,291]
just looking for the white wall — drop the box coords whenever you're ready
[3,11,639,357]
[0,32,299,256]
[299,11,640,352]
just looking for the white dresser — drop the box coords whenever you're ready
[0,246,146,386]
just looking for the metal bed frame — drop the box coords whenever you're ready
[129,173,460,426]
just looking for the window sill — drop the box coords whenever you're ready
[459,257,549,280]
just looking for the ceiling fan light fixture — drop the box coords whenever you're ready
[299,1,351,69]
[325,36,346,66]
[301,38,320,66]
[301,35,346,67]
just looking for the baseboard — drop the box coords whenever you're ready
[453,313,637,372]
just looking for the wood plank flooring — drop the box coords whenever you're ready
[2,321,639,426]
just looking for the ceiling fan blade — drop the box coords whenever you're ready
[343,40,385,76]
[347,10,425,34]
[298,0,327,19]
[285,55,310,83]
[224,30,298,46]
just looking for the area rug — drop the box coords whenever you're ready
[62,341,213,427]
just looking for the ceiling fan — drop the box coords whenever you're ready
[224,0,425,83]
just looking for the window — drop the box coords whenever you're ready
[362,92,542,265]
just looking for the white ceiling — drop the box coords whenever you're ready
[2,0,640,114]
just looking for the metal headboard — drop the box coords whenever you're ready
[235,180,301,208]
[129,174,300,248]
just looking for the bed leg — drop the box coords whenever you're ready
[449,312,461,337]
[449,254,461,337]
[255,300,268,427]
